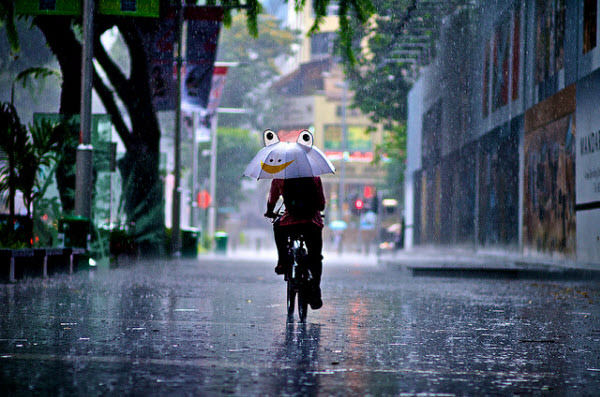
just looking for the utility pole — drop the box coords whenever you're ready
[75,0,94,220]
[207,111,218,244]
[190,112,198,227]
[338,80,348,221]
[171,2,185,256]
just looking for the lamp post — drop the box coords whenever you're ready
[171,2,185,256]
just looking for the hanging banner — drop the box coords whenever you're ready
[139,17,177,111]
[196,66,229,142]
[182,7,223,111]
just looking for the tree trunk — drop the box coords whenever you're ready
[34,16,81,213]
[34,16,165,256]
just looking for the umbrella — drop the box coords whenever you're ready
[243,129,335,180]
[328,220,347,231]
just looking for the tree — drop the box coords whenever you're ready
[2,0,375,255]
[197,127,261,212]
[341,0,418,199]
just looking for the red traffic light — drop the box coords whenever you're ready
[354,198,364,210]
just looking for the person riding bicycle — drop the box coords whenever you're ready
[264,176,325,310]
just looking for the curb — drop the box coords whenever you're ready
[377,250,600,280]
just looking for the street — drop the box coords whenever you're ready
[1,254,599,395]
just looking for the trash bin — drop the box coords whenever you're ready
[181,227,200,258]
[58,216,90,249]
[214,231,228,254]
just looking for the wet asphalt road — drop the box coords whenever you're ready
[0,254,599,395]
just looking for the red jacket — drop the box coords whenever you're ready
[267,177,325,228]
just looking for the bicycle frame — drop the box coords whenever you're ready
[265,211,314,323]
[285,233,312,323]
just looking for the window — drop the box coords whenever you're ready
[311,33,335,58]
[121,0,136,12]
[39,0,56,10]
[584,0,597,53]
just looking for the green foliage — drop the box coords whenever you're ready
[217,0,374,59]
[33,196,61,247]
[0,0,19,54]
[344,0,415,126]
[375,124,406,200]
[14,66,61,91]
[0,103,72,219]
[342,1,415,197]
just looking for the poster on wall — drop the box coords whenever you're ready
[523,114,576,255]
[575,69,600,265]
[492,12,510,111]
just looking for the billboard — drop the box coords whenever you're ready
[16,0,159,17]
[575,69,600,264]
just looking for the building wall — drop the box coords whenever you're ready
[405,0,600,265]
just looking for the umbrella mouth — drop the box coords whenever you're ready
[260,159,295,174]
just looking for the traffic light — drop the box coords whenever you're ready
[354,198,364,211]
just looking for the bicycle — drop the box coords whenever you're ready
[284,230,313,323]
[266,212,314,323]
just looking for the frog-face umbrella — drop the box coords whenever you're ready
[243,129,335,180]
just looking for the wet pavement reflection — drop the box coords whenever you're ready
[0,257,599,394]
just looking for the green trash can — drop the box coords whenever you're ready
[214,231,228,254]
[181,227,200,258]
[58,216,90,249]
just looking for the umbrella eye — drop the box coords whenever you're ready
[263,129,280,146]
[297,129,313,148]
[269,159,274,162]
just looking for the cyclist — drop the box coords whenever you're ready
[265,176,325,310]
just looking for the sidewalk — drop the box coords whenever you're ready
[377,247,600,279]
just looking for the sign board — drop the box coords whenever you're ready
[575,69,600,264]
[16,0,159,17]
[197,190,211,209]
[195,66,228,142]
[16,0,81,16]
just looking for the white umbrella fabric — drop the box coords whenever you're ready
[243,130,335,180]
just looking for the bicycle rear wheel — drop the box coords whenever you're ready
[297,288,309,322]
[286,280,296,323]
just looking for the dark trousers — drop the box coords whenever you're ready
[274,223,323,285]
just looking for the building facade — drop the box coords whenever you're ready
[405,0,600,266]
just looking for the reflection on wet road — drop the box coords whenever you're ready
[0,257,599,394]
